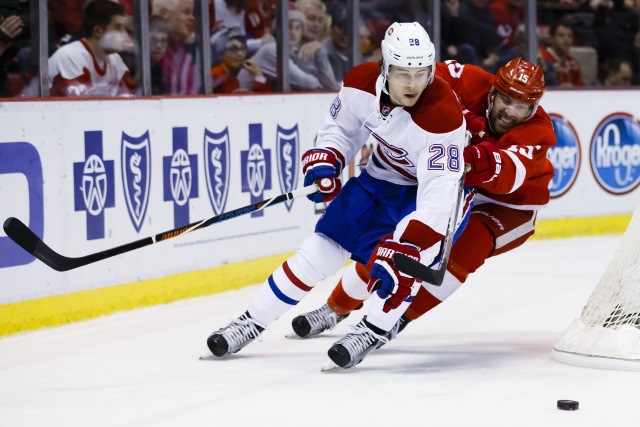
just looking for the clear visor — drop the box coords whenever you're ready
[492,91,535,121]
[387,66,432,87]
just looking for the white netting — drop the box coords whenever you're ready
[552,203,640,371]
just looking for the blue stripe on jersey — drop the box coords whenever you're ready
[405,295,414,303]
[268,275,299,305]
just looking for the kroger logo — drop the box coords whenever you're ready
[547,114,580,198]
[590,113,640,195]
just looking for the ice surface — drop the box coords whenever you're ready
[0,235,637,426]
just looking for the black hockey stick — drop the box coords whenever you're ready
[3,184,319,272]
[394,169,467,286]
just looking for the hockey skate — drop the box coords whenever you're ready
[376,316,412,349]
[323,317,388,370]
[291,304,349,338]
[207,312,265,357]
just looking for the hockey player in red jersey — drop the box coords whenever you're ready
[206,22,471,363]
[292,57,556,368]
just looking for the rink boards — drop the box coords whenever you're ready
[1,90,639,335]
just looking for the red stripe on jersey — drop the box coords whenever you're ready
[400,220,445,251]
[282,261,312,292]
[374,145,417,181]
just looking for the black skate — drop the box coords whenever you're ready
[207,311,265,357]
[291,304,349,338]
[376,316,412,349]
[324,317,388,370]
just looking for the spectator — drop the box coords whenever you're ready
[494,25,558,86]
[323,2,348,82]
[296,0,338,90]
[603,57,633,85]
[441,0,500,71]
[237,9,322,91]
[48,0,135,97]
[210,30,269,93]
[589,0,639,71]
[359,20,383,63]
[244,0,275,41]
[213,0,248,34]
[149,16,170,95]
[539,20,585,86]
[0,15,24,97]
[153,0,196,95]
[489,0,525,54]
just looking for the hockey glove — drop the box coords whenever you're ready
[301,148,343,203]
[463,140,502,186]
[367,240,420,313]
[462,108,486,139]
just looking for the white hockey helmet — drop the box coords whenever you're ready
[380,22,436,87]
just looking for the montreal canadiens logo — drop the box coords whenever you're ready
[590,113,640,195]
[547,114,580,198]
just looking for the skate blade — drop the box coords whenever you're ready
[321,359,342,372]
[285,330,303,339]
[199,352,217,361]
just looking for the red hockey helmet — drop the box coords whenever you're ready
[493,57,545,106]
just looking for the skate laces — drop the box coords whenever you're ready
[306,304,340,333]
[218,315,265,350]
[387,317,404,341]
[339,320,388,357]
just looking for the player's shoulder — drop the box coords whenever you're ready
[342,62,379,96]
[505,106,556,146]
[436,61,494,95]
[406,76,463,133]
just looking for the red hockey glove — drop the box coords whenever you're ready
[462,108,486,138]
[367,240,420,313]
[463,141,502,186]
[301,148,343,203]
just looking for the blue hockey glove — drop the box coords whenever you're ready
[367,240,420,313]
[301,148,343,203]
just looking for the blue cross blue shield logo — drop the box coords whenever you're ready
[73,131,115,240]
[163,127,198,227]
[241,123,271,217]
[204,127,230,215]
[121,131,151,232]
[276,125,299,211]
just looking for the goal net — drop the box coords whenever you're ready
[552,204,640,371]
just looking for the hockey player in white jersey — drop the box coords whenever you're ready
[206,22,469,366]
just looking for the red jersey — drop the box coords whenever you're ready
[539,47,584,86]
[435,60,556,210]
[48,39,134,97]
[211,64,271,93]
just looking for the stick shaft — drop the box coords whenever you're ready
[3,184,318,272]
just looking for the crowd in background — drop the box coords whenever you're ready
[0,0,638,98]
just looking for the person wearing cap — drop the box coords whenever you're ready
[290,57,556,369]
[210,30,269,93]
[205,22,470,367]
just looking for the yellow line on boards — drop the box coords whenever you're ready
[0,213,632,337]
[0,253,290,337]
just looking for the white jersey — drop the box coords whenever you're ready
[48,40,132,97]
[316,62,467,246]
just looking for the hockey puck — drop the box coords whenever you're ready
[557,400,579,411]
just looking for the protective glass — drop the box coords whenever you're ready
[493,91,534,121]
[387,66,431,87]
